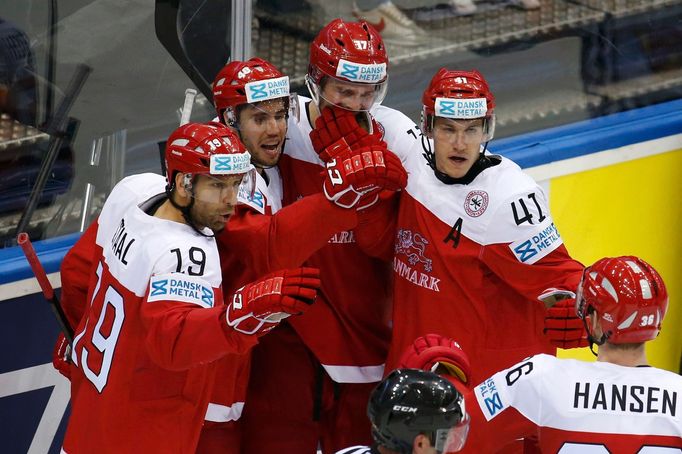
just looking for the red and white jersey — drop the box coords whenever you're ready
[221,167,288,287]
[465,354,682,453]
[204,169,281,424]
[383,149,584,384]
[208,166,358,423]
[277,96,424,383]
[238,166,283,215]
[63,173,257,454]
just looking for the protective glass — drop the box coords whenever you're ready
[575,268,588,319]
[432,119,488,146]
[306,75,388,112]
[433,416,470,453]
[224,94,299,128]
[244,101,289,131]
[184,171,256,204]
[430,116,488,145]
[574,267,603,347]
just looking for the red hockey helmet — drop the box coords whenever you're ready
[212,58,297,126]
[307,19,389,109]
[421,69,496,140]
[164,121,254,191]
[576,256,668,344]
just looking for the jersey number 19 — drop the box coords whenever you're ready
[72,262,125,393]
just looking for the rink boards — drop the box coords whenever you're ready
[493,100,682,372]
[0,99,680,453]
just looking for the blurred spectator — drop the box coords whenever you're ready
[0,17,37,126]
[352,1,430,47]
[507,0,540,10]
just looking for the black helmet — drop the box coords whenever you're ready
[368,369,469,453]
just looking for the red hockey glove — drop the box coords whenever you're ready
[544,298,589,349]
[310,106,384,162]
[398,333,472,387]
[323,142,407,210]
[52,333,71,379]
[226,267,320,335]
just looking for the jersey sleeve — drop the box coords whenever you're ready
[480,187,584,303]
[60,218,99,329]
[375,104,429,167]
[462,356,545,452]
[354,190,400,261]
[139,252,258,372]
[217,192,357,275]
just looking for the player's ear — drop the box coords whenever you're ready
[413,433,431,453]
[591,310,603,337]
[174,172,190,199]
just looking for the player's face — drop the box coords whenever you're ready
[190,174,243,232]
[320,78,377,112]
[236,99,288,168]
[432,117,484,179]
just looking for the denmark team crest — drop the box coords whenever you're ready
[395,229,433,272]
[464,190,489,217]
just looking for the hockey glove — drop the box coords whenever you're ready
[52,332,71,379]
[323,143,407,210]
[398,333,472,387]
[310,106,384,162]
[226,267,320,336]
[544,298,589,349]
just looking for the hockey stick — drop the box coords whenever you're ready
[17,232,74,344]
[179,88,198,126]
[158,88,198,176]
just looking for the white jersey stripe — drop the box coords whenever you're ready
[322,364,385,383]
[204,402,245,422]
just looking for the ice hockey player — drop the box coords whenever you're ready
[463,255,682,452]
[355,68,587,387]
[59,122,320,453]
[198,58,406,453]
[336,368,470,454]
[239,19,414,452]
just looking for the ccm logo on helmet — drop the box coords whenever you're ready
[393,405,418,413]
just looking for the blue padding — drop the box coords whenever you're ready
[490,99,682,168]
[0,233,81,284]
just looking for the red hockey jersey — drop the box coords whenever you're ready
[207,168,357,422]
[465,354,682,453]
[206,168,283,424]
[62,174,257,453]
[371,146,584,384]
[276,96,427,382]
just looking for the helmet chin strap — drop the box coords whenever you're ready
[305,74,321,107]
[582,311,609,357]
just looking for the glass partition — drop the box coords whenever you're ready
[1,0,680,246]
